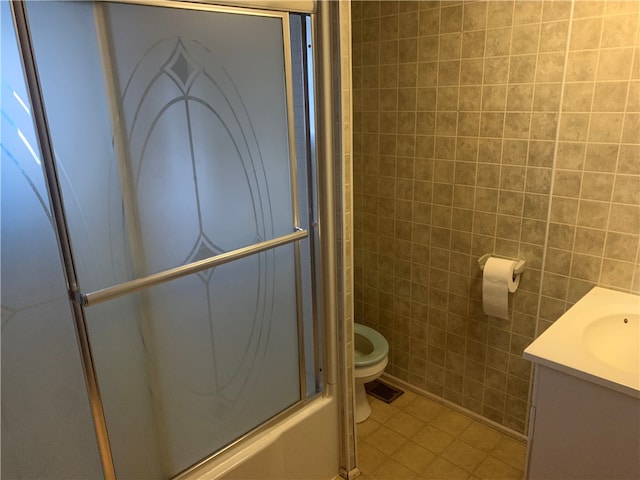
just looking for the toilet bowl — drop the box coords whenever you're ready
[354,323,389,423]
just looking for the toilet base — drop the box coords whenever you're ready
[355,381,371,423]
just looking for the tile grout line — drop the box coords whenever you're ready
[357,388,527,479]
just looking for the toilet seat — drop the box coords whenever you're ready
[354,323,389,367]
[354,323,389,422]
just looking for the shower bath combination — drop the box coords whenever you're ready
[1,1,347,478]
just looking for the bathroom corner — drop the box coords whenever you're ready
[351,0,639,454]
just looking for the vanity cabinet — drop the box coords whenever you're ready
[523,288,640,479]
[525,365,640,480]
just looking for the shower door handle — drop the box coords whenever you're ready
[76,228,308,307]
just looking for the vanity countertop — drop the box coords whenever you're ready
[524,287,640,398]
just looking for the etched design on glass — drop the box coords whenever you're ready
[0,84,51,223]
[15,2,299,472]
[163,40,200,93]
[0,64,59,317]
[192,239,220,262]
[0,304,17,327]
[115,32,289,440]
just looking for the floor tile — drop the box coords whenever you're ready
[366,424,408,456]
[357,417,382,440]
[356,387,527,480]
[430,408,473,436]
[423,456,470,480]
[369,398,400,423]
[371,458,420,480]
[412,424,455,454]
[392,440,437,474]
[490,436,527,470]
[474,455,523,480]
[357,440,388,474]
[403,395,446,423]
[459,422,504,453]
[386,410,425,438]
[391,388,418,409]
[441,439,488,473]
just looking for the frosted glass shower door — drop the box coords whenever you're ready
[1,3,103,477]
[23,1,313,477]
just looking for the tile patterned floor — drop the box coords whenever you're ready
[356,388,527,480]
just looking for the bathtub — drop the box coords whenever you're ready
[182,395,339,480]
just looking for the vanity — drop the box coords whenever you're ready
[523,287,640,480]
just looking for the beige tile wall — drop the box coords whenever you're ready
[352,0,639,435]
[541,0,640,330]
[329,1,358,475]
[338,0,358,474]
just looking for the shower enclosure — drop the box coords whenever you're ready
[2,1,328,478]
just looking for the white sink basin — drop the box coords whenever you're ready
[524,287,640,398]
[583,313,639,375]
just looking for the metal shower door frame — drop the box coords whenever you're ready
[10,1,322,478]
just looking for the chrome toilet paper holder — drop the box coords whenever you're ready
[477,254,526,275]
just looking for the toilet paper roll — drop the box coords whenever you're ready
[482,257,520,320]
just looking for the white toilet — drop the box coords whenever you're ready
[354,323,389,423]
